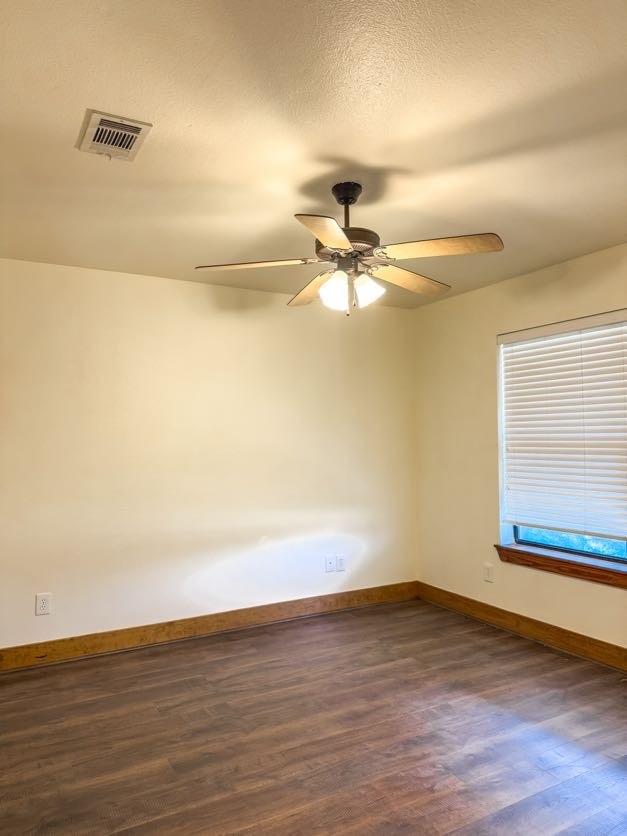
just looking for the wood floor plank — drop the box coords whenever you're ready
[0,601,625,835]
[451,757,627,835]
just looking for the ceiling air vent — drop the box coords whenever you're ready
[78,110,152,161]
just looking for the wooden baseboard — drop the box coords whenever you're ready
[415,581,627,672]
[3,579,623,674]
[0,581,420,672]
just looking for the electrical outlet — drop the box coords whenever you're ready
[336,555,346,572]
[325,556,337,573]
[35,592,52,616]
[483,562,495,583]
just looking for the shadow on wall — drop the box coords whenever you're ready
[182,531,371,611]
[201,281,281,313]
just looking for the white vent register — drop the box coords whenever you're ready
[78,110,152,161]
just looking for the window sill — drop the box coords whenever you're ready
[494,543,627,589]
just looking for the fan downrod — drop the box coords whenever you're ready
[332,182,362,228]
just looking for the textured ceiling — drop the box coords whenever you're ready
[1,0,626,308]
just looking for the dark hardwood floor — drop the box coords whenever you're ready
[1,601,626,835]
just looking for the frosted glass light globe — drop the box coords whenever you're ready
[354,273,385,308]
[319,270,350,312]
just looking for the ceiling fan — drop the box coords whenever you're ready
[196,182,503,313]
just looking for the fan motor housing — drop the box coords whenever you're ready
[316,226,380,261]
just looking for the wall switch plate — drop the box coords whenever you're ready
[483,562,495,583]
[35,592,52,615]
[336,555,346,572]
[325,556,337,573]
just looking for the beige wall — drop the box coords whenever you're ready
[2,246,625,650]
[413,243,627,646]
[0,259,416,647]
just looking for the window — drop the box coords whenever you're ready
[497,311,627,583]
[513,526,627,562]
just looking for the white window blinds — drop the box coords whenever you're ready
[499,317,627,540]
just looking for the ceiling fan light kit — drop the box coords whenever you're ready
[196,182,504,312]
[317,262,386,315]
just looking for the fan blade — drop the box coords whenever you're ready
[375,233,503,261]
[368,264,450,297]
[287,269,334,307]
[195,257,322,272]
[295,215,352,251]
